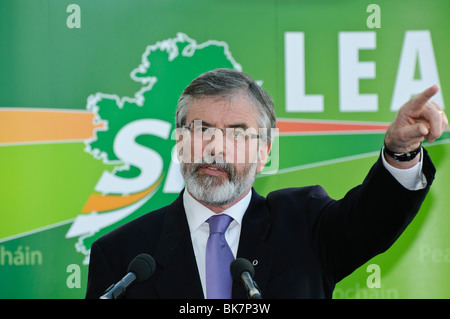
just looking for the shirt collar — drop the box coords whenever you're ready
[183,189,252,233]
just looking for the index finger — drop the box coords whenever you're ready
[407,84,440,110]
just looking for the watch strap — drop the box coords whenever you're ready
[384,143,422,162]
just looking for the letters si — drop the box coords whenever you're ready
[94,119,171,194]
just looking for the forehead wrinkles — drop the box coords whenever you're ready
[186,93,260,127]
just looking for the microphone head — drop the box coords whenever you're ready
[230,258,255,283]
[127,253,156,283]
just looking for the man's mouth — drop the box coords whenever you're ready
[199,164,227,176]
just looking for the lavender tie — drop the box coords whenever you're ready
[206,214,234,299]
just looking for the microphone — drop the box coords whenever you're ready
[100,253,156,299]
[230,258,262,299]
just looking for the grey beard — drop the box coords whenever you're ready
[181,156,257,206]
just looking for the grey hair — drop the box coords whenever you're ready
[175,68,277,142]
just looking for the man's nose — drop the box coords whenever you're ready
[203,129,225,158]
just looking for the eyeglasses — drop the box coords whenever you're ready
[182,121,259,142]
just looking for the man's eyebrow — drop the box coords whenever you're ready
[225,123,249,130]
[198,120,213,127]
[191,119,250,130]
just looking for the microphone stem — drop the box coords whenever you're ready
[241,273,262,299]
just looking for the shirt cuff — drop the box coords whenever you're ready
[381,147,428,191]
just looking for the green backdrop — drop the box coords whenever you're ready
[0,0,449,298]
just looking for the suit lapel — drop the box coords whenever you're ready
[152,189,272,299]
[153,192,204,299]
[233,189,272,299]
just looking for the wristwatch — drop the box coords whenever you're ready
[384,143,422,162]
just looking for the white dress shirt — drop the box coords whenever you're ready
[183,189,251,297]
[183,150,426,297]
[381,147,427,191]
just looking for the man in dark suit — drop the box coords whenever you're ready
[85,69,447,299]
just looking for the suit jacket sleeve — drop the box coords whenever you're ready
[309,149,435,283]
[85,240,119,299]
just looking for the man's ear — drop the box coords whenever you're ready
[175,127,187,162]
[256,141,272,174]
